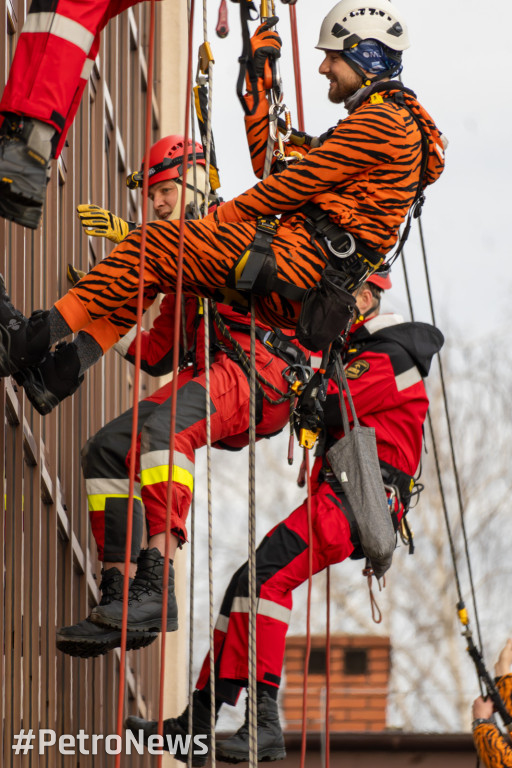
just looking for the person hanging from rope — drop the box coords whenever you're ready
[0,0,165,229]
[54,134,310,657]
[472,639,512,767]
[0,0,446,379]
[124,273,445,765]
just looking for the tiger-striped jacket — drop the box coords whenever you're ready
[216,80,445,254]
[473,675,512,767]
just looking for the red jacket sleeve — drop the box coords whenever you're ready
[119,295,198,376]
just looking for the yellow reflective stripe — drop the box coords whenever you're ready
[140,464,194,492]
[88,493,142,512]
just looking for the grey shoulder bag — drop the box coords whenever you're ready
[326,358,395,579]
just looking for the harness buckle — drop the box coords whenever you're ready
[326,232,357,259]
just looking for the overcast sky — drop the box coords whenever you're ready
[193,0,512,338]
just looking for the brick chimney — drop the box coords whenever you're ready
[282,634,390,732]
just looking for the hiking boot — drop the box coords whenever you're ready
[0,116,53,228]
[125,690,213,767]
[14,342,84,415]
[216,691,286,763]
[56,566,158,658]
[90,547,178,632]
[56,617,158,658]
[0,195,42,229]
[0,276,50,376]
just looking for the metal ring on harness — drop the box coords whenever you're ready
[326,232,356,259]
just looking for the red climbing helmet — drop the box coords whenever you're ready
[367,270,392,290]
[126,135,205,190]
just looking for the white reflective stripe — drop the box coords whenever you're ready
[23,12,95,55]
[395,367,422,392]
[231,597,291,625]
[80,57,95,81]
[140,450,195,477]
[215,615,229,633]
[86,478,141,497]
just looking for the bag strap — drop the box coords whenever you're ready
[333,353,360,432]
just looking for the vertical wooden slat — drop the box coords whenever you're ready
[2,1,164,765]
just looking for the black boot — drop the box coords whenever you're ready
[125,690,213,767]
[216,691,286,763]
[90,547,178,632]
[14,342,84,415]
[0,116,53,229]
[56,567,158,658]
[0,276,50,376]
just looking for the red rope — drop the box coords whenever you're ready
[115,1,156,763]
[288,4,305,132]
[300,448,313,768]
[156,1,196,763]
[325,567,331,768]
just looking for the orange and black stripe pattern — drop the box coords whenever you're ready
[236,83,445,253]
[473,676,512,767]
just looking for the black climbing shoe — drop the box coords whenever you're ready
[90,547,178,632]
[0,116,52,229]
[14,342,84,415]
[56,567,158,658]
[0,276,50,376]
[216,691,286,763]
[125,690,213,767]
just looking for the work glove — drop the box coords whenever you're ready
[76,203,132,244]
[250,17,282,89]
[67,263,86,285]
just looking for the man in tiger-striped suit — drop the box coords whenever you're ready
[0,1,446,392]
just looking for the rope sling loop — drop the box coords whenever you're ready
[153,0,199,763]
[196,4,219,761]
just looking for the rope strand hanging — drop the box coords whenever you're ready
[115,2,157,765]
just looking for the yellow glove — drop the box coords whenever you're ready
[67,263,86,285]
[77,203,131,244]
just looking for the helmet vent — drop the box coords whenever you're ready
[387,21,404,37]
[331,22,350,38]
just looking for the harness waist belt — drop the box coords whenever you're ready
[379,459,415,507]
[300,202,385,269]
[224,320,308,368]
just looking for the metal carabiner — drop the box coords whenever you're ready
[326,232,356,259]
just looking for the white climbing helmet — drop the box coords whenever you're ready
[316,0,410,53]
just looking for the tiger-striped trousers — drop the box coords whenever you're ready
[54,214,326,352]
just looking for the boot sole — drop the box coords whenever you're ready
[0,194,42,229]
[216,747,286,764]
[0,322,18,377]
[56,630,158,658]
[90,612,178,633]
[16,366,59,415]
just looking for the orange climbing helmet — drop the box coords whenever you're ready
[126,135,205,189]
